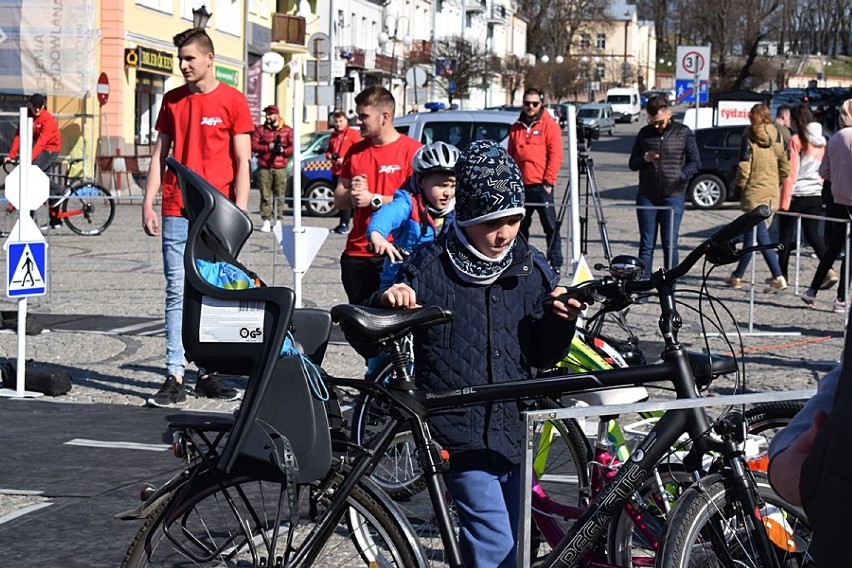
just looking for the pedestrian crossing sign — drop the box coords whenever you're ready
[7,242,47,298]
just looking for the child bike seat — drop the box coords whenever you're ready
[167,157,331,483]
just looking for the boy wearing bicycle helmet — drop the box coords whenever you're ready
[367,141,459,288]
[372,139,583,568]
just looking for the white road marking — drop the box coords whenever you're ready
[0,502,53,525]
[64,438,170,451]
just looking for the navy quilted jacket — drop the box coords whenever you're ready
[370,235,576,469]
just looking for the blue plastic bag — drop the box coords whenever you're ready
[196,259,256,290]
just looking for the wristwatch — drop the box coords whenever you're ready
[370,194,384,210]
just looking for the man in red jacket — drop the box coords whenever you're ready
[251,105,293,232]
[4,94,64,228]
[326,109,362,234]
[508,88,564,274]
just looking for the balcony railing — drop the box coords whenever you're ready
[465,0,486,12]
[408,40,432,62]
[487,4,507,23]
[271,14,306,46]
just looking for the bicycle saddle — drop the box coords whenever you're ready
[332,304,452,338]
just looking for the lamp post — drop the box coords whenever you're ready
[622,11,630,85]
[539,54,563,101]
[192,4,211,29]
[816,53,831,87]
[378,15,411,101]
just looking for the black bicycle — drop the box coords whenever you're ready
[119,159,811,567]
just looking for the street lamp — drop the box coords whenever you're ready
[378,15,411,94]
[816,53,832,87]
[192,4,211,29]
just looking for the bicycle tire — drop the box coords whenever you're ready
[121,465,424,567]
[657,472,815,567]
[606,402,803,566]
[0,188,13,237]
[62,181,115,236]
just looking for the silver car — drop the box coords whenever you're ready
[576,103,616,136]
[393,110,518,149]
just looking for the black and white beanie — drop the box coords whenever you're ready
[454,139,526,227]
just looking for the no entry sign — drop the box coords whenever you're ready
[97,72,110,106]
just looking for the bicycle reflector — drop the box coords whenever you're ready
[763,510,797,553]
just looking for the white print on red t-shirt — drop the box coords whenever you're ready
[378,164,402,174]
[200,117,224,126]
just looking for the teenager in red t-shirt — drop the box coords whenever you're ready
[333,86,421,303]
[327,109,362,235]
[142,28,254,407]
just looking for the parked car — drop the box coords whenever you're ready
[289,130,337,217]
[393,110,517,149]
[605,87,641,123]
[687,125,744,210]
[576,103,615,136]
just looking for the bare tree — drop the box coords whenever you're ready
[500,54,532,105]
[431,37,493,107]
[518,0,610,60]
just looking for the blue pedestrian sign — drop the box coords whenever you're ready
[675,79,709,104]
[7,242,47,298]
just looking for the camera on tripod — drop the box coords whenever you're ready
[272,135,284,156]
[576,124,599,154]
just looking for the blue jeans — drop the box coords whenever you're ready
[162,216,188,377]
[732,219,782,279]
[636,193,685,278]
[443,464,521,568]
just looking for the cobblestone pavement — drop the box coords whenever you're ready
[0,118,842,521]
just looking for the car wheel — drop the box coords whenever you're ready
[304,180,338,217]
[688,174,727,210]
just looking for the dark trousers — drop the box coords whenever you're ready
[808,203,851,300]
[777,195,827,279]
[340,253,385,304]
[31,150,61,221]
[519,184,562,269]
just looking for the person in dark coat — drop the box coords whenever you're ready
[370,139,583,567]
[628,95,700,278]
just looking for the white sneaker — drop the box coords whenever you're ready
[274,220,282,230]
[259,219,271,233]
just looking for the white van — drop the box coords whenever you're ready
[605,87,641,123]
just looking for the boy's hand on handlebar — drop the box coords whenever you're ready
[369,232,403,262]
[549,286,585,321]
[381,283,419,309]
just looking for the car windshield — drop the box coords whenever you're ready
[577,108,599,118]
[607,95,631,104]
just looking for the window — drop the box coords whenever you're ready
[139,0,172,14]
[579,34,590,50]
[595,62,605,80]
[395,125,410,136]
[596,33,606,50]
[474,122,511,145]
[215,0,241,36]
[422,123,471,147]
[579,62,589,79]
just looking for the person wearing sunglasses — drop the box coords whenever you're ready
[628,95,700,280]
[508,88,564,276]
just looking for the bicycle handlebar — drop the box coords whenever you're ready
[551,206,771,306]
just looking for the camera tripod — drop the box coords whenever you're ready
[551,152,613,264]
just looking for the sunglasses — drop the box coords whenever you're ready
[647,118,668,126]
[523,100,541,107]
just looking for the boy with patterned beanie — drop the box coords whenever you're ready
[371,139,584,566]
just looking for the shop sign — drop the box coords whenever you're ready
[215,66,240,87]
[138,47,174,74]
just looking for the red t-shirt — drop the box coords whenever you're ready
[340,134,422,256]
[326,126,362,176]
[155,83,254,217]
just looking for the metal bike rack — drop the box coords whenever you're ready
[518,387,816,567]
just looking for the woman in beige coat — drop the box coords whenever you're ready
[725,103,790,291]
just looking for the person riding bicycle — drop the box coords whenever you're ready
[371,139,583,568]
[367,141,459,289]
[3,93,63,228]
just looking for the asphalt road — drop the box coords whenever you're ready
[0,112,844,566]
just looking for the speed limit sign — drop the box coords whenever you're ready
[676,46,711,81]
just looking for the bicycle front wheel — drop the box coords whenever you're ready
[62,181,115,236]
[657,473,815,567]
[122,467,423,567]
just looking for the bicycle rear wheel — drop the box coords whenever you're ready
[0,188,14,237]
[122,466,423,567]
[658,473,814,567]
[62,181,115,236]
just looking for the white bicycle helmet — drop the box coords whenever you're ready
[411,141,460,175]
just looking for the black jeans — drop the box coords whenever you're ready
[340,253,385,304]
[519,183,563,269]
[777,195,827,279]
[808,203,851,300]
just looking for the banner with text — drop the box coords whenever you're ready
[0,0,97,96]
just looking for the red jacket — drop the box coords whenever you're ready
[507,111,563,186]
[251,117,294,169]
[325,126,362,176]
[8,109,61,160]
